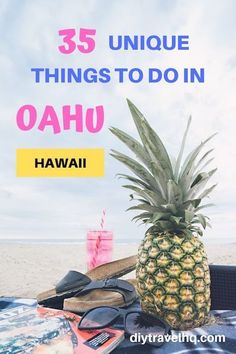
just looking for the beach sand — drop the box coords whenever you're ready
[0,242,236,298]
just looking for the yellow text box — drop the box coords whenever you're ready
[16,148,104,177]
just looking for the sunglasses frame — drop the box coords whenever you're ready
[78,305,171,346]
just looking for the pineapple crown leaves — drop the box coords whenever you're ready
[110,99,217,236]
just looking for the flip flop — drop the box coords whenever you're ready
[37,255,137,309]
[63,278,137,313]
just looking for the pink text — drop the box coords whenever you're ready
[16,104,104,134]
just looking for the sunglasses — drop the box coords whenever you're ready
[78,306,171,347]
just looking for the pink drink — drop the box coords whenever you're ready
[87,230,113,270]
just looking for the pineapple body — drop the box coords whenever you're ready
[136,231,211,330]
[110,99,216,330]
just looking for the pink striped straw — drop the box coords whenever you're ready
[100,209,106,229]
[91,210,106,268]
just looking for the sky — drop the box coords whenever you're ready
[0,0,236,244]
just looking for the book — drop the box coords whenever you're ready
[0,305,124,353]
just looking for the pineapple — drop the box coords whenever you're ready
[110,99,217,330]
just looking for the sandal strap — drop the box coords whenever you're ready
[56,271,91,293]
[55,255,137,294]
[75,279,137,305]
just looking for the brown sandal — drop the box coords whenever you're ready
[63,278,137,313]
[37,255,137,309]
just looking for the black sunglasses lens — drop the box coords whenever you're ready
[125,312,166,336]
[79,307,119,328]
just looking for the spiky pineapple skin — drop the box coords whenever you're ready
[136,231,211,330]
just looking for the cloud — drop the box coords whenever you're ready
[0,0,235,242]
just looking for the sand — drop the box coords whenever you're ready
[0,242,236,298]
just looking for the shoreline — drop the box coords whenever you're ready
[0,238,236,245]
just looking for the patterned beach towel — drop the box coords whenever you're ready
[0,297,236,354]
